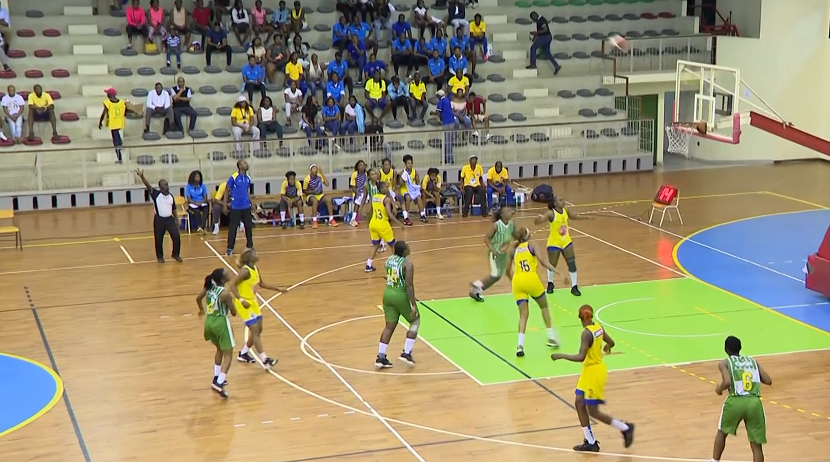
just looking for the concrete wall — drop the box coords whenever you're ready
[716,0,762,38]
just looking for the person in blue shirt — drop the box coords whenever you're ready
[272,0,291,36]
[205,22,232,66]
[430,89,457,164]
[412,37,431,72]
[321,96,341,137]
[448,46,468,77]
[451,26,477,77]
[326,51,355,96]
[345,35,367,84]
[426,48,446,91]
[326,72,346,108]
[185,169,211,233]
[332,15,350,50]
[223,159,254,255]
[391,13,412,42]
[429,28,448,63]
[350,16,378,56]
[390,31,413,76]
[363,53,388,82]
[387,75,410,121]
[242,54,266,104]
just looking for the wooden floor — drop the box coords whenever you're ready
[2,163,830,462]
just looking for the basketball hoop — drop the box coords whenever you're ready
[665,121,707,155]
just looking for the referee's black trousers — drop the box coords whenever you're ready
[227,207,254,251]
[154,215,181,259]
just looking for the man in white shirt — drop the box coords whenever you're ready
[1,84,22,142]
[135,168,182,263]
[144,82,173,134]
[283,80,303,125]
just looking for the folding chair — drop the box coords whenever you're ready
[649,191,683,227]
[174,196,191,233]
[0,209,22,250]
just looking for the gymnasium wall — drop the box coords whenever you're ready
[715,0,762,38]
[689,0,830,162]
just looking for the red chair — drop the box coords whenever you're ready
[0,70,16,79]
[641,12,657,19]
[47,90,61,100]
[16,29,35,37]
[8,50,26,58]
[42,29,61,37]
[0,138,14,147]
[51,69,70,78]
[24,70,44,78]
[34,49,53,58]
[658,12,676,18]
[23,137,43,146]
[60,112,79,122]
[51,135,71,144]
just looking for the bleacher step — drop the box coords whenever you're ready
[484,15,508,25]
[512,68,537,79]
[524,88,549,98]
[73,44,104,55]
[533,107,561,118]
[64,6,94,16]
[501,49,526,60]
[82,85,110,97]
[78,64,108,76]
[96,152,119,164]
[68,24,98,36]
[492,32,517,43]
[101,174,130,187]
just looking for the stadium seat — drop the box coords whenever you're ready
[34,50,53,58]
[17,29,35,38]
[24,70,43,78]
[42,29,62,37]
[23,137,43,145]
[52,135,71,144]
[0,70,17,79]
[60,112,80,122]
[8,50,25,59]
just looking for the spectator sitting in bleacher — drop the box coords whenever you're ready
[256,96,284,145]
[391,31,413,77]
[231,95,261,152]
[392,13,412,43]
[345,35,367,85]
[169,0,191,46]
[265,34,288,83]
[27,85,59,142]
[326,72,346,110]
[272,0,291,36]
[412,37,430,74]
[448,64,470,96]
[2,85,24,143]
[421,167,444,219]
[284,52,305,90]
[290,0,307,38]
[94,0,122,16]
[363,52,388,83]
[486,161,512,208]
[125,0,149,51]
[446,0,468,35]
[363,69,387,125]
[341,95,365,142]
[147,0,167,49]
[212,0,232,22]
[450,27,476,78]
[451,87,472,130]
[230,0,252,45]
[279,171,306,228]
[242,54,266,104]
[300,95,325,147]
[283,79,303,125]
[469,13,488,63]
[205,22,233,66]
[408,72,428,121]
[0,33,10,71]
[430,28,448,64]
[247,36,266,65]
[303,164,338,228]
[191,0,213,44]
[165,29,183,69]
[426,48,446,91]
[251,0,275,43]
[332,16,349,51]
[350,16,377,57]
[321,97,341,139]
[326,51,354,97]
[144,82,173,134]
[387,75,410,122]
[290,34,309,66]
[306,53,325,100]
[372,0,394,44]
[413,0,441,39]
[172,76,198,134]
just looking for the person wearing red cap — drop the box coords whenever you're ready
[98,87,126,163]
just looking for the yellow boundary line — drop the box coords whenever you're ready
[0,352,64,438]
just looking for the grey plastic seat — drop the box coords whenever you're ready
[552,16,568,24]
[488,94,506,103]
[662,29,679,36]
[205,65,223,74]
[573,51,590,59]
[407,140,425,150]
[622,126,638,136]
[136,155,155,165]
[131,88,149,97]
[450,137,467,147]
[491,134,508,145]
[557,90,576,98]
[121,48,139,57]
[275,147,291,157]
[622,13,639,21]
[388,141,404,151]
[208,151,227,161]
[166,131,185,140]
[554,52,571,60]
[283,125,298,134]
[569,16,586,23]
[427,118,441,127]
[643,30,660,37]
[298,146,317,155]
[190,129,208,139]
[626,31,642,38]
[216,107,233,116]
[508,113,526,122]
[25,10,44,18]
[578,109,598,118]
[253,149,272,159]
[137,67,155,76]
[531,132,549,142]
[313,24,332,32]
[572,33,589,41]
[576,89,594,97]
[511,134,529,143]
[427,138,442,149]
[265,84,281,92]
[115,68,133,77]
[182,66,200,75]
[142,132,161,141]
[554,34,570,42]
[489,114,506,123]
[312,43,330,51]
[591,50,604,58]
[387,119,404,129]
[598,107,617,116]
[515,17,533,25]
[231,46,247,54]
[160,66,177,75]
[221,85,240,94]
[590,32,606,40]
[212,128,231,137]
[488,55,506,63]
[160,153,179,163]
[487,74,505,82]
[663,46,681,55]
[195,107,213,117]
[508,92,526,101]
[305,6,316,13]
[104,28,122,37]
[472,75,486,84]
[428,96,439,105]
[199,86,217,94]
[646,47,660,56]
[317,5,335,13]
[231,150,250,159]
[595,88,613,97]
[408,119,425,127]
[587,15,604,22]
[343,144,362,153]
[605,14,622,21]
[226,65,242,73]
[110,9,126,17]
[601,128,619,137]
[582,129,599,139]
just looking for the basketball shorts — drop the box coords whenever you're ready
[512,277,545,304]
[489,252,509,278]
[403,188,421,201]
[235,299,262,326]
[369,222,395,245]
[576,363,608,405]
[546,240,573,253]
[719,396,767,444]
[306,193,324,206]
[204,316,236,350]
[382,287,413,323]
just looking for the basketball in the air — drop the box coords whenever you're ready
[607,35,628,51]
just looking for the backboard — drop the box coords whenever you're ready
[674,60,742,135]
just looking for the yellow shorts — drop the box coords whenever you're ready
[369,222,395,245]
[235,299,262,326]
[546,237,573,251]
[306,193,324,205]
[575,363,608,405]
[512,276,545,304]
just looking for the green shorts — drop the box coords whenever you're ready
[204,315,236,351]
[382,287,413,323]
[490,252,509,278]
[718,396,766,444]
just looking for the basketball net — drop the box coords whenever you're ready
[665,122,707,156]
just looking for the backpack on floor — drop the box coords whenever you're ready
[531,183,553,203]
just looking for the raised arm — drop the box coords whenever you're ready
[551,328,592,362]
[534,209,553,225]
[135,169,153,192]
[566,207,593,220]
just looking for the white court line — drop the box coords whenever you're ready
[772,302,830,310]
[119,245,135,263]
[595,298,726,338]
[609,210,803,283]
[569,226,687,277]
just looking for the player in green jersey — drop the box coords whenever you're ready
[470,207,516,301]
[196,268,239,398]
[376,241,420,369]
[713,336,772,462]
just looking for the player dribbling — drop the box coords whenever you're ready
[470,207,515,301]
[375,241,420,369]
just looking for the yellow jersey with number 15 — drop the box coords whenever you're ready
[583,323,605,367]
[547,208,572,249]
[371,193,389,224]
[512,242,538,279]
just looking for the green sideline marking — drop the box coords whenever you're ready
[418,278,830,385]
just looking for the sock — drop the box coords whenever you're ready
[214,364,221,377]
[217,372,226,385]
[570,271,578,287]
[378,342,388,357]
[404,338,416,354]
[472,280,483,293]
[517,333,525,347]
[547,270,555,283]
[547,327,556,340]
[280,211,286,221]
[611,419,630,431]
[582,426,596,444]
[259,352,268,362]
[312,216,318,223]
[213,223,219,231]
[712,460,719,462]
[402,210,409,219]
[420,210,426,217]
[367,258,373,267]
[240,345,250,355]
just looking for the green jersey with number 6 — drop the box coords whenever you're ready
[726,355,761,397]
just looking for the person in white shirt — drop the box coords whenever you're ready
[256,96,284,146]
[283,80,303,125]
[144,82,173,133]
[1,84,23,142]
[230,0,252,45]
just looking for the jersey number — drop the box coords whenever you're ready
[376,208,383,219]
[741,371,753,391]
[520,261,531,272]
[386,268,399,284]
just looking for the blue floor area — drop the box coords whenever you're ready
[0,353,62,436]
[675,209,830,334]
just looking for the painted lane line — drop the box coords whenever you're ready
[317,414,329,418]
[262,420,273,424]
[595,298,726,338]
[772,302,830,309]
[344,411,356,414]
[234,423,245,428]
[290,417,301,421]
[119,245,135,263]
[205,241,429,462]
[609,210,803,283]
[569,227,686,277]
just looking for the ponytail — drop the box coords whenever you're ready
[204,268,226,289]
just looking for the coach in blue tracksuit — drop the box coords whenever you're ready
[224,159,254,255]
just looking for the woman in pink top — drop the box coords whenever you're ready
[251,0,274,44]
[147,0,167,46]
[125,0,149,50]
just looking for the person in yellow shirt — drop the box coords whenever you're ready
[363,69,388,123]
[447,68,469,95]
[279,170,305,229]
[230,95,261,153]
[408,72,428,121]
[27,84,59,141]
[284,52,304,87]
[98,87,127,163]
[420,167,444,219]
[460,155,486,217]
[486,161,513,209]
[533,195,593,296]
[469,14,489,61]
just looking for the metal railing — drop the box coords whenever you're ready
[3,119,655,194]
[600,34,715,74]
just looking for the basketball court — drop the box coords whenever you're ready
[2,66,830,462]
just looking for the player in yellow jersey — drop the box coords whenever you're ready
[534,195,592,296]
[230,249,287,367]
[552,305,635,452]
[366,181,405,272]
[379,158,400,208]
[98,88,127,163]
[505,227,563,357]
